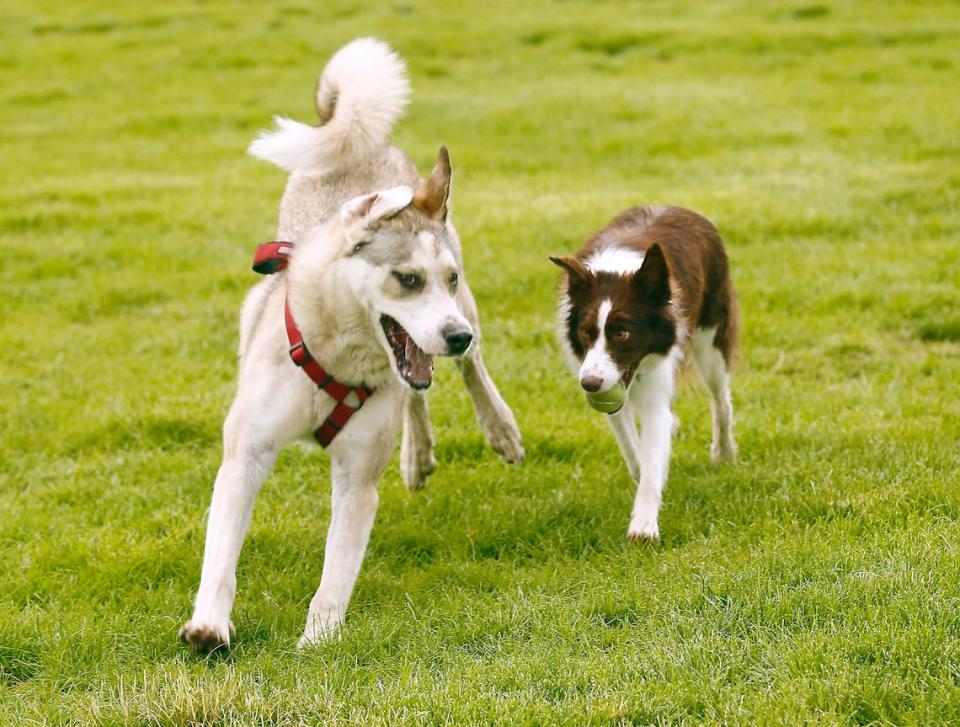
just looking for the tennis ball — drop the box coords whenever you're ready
[585,381,626,414]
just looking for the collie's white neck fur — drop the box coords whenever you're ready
[585,247,645,275]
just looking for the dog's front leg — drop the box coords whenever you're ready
[455,281,525,463]
[299,406,399,647]
[400,389,436,491]
[180,447,276,652]
[627,361,677,543]
[606,404,642,482]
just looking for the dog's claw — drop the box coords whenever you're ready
[482,418,525,464]
[401,450,436,491]
[627,529,660,545]
[179,620,233,653]
[627,515,660,544]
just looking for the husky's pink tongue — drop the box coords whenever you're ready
[404,339,434,385]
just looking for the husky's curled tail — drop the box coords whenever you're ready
[248,38,410,173]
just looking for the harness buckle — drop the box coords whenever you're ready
[289,341,311,367]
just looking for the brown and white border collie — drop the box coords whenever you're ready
[550,205,738,542]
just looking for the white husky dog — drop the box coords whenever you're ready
[180,38,524,651]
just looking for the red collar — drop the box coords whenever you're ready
[252,241,374,447]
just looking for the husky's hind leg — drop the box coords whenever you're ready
[401,389,436,491]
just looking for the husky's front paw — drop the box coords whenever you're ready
[400,433,436,492]
[179,619,234,653]
[627,513,660,544]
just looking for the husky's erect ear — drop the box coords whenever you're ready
[633,243,671,305]
[413,146,451,221]
[549,255,592,295]
[340,185,413,239]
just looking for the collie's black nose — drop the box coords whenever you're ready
[443,326,473,355]
[580,375,603,392]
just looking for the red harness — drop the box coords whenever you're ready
[252,242,374,447]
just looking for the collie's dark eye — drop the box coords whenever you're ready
[449,272,459,289]
[393,271,423,290]
[579,326,598,345]
[611,329,630,343]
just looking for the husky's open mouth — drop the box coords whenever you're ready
[380,315,434,389]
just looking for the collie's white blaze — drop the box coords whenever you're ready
[585,247,646,275]
[579,299,620,392]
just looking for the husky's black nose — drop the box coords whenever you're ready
[443,325,473,355]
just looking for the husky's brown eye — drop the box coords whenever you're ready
[393,272,423,290]
[611,329,630,343]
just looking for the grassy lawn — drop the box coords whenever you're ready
[2,0,959,723]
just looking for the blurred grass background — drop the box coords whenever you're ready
[1,0,959,723]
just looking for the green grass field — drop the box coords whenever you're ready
[2,0,960,723]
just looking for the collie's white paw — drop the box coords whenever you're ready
[627,514,660,544]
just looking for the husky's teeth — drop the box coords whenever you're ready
[381,314,433,387]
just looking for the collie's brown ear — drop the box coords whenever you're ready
[633,244,671,305]
[413,146,451,221]
[549,255,591,293]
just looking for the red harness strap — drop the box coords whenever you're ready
[252,241,295,274]
[252,242,375,448]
